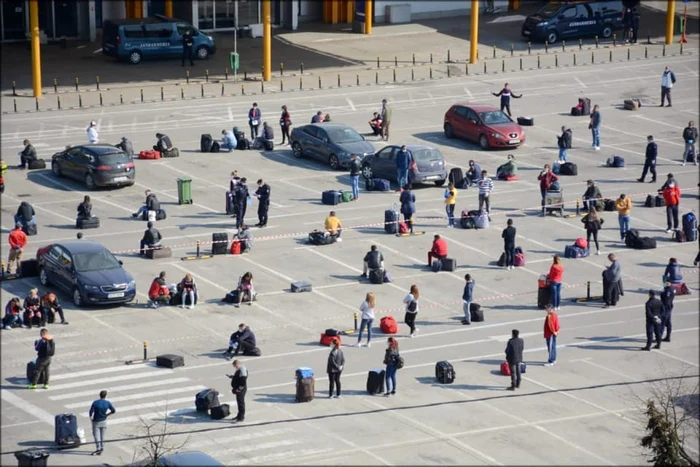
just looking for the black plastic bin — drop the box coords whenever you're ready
[14,450,49,467]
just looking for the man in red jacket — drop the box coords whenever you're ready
[661,181,681,233]
[7,223,28,276]
[147,271,171,309]
[428,234,448,267]
[543,305,560,366]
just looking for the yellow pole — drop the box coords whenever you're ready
[470,0,479,64]
[665,0,675,45]
[262,0,271,81]
[365,0,372,35]
[164,0,173,17]
[30,0,42,98]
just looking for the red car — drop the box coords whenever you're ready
[444,103,526,150]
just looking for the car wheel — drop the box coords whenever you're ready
[546,31,558,44]
[85,173,96,191]
[434,179,446,187]
[51,162,62,177]
[292,142,304,158]
[39,268,50,286]
[328,154,340,170]
[479,134,491,150]
[601,26,613,39]
[444,123,454,139]
[361,164,373,180]
[196,46,210,60]
[129,50,142,65]
[72,288,83,307]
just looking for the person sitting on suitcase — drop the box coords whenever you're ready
[256,122,274,151]
[178,274,198,309]
[23,288,42,329]
[369,112,383,136]
[234,273,255,307]
[132,190,160,219]
[147,271,171,309]
[325,211,343,242]
[428,234,448,267]
[221,129,237,152]
[18,139,38,169]
[233,223,253,253]
[77,195,93,221]
[14,201,36,228]
[361,245,385,279]
[2,297,23,329]
[465,160,482,187]
[153,133,173,153]
[224,323,257,357]
[7,223,27,276]
[663,257,683,284]
[41,292,67,325]
[139,221,163,256]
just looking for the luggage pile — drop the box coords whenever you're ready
[295,367,315,402]
[624,228,657,250]
[319,329,341,346]
[460,210,489,229]
[644,194,665,208]
[605,155,625,168]
[564,237,590,258]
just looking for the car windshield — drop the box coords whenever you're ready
[536,3,561,18]
[479,111,512,125]
[412,148,442,161]
[73,251,121,272]
[327,128,364,144]
[96,153,131,165]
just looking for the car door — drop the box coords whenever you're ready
[463,108,481,142]
[314,127,331,162]
[46,246,70,292]
[61,147,83,180]
[301,126,321,159]
[375,146,398,178]
[72,150,94,183]
[556,5,580,39]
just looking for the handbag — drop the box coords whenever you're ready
[395,355,404,369]
[407,300,417,312]
[251,119,259,126]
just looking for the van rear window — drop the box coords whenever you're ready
[124,26,145,38]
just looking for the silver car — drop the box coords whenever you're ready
[290,123,376,170]
[361,144,447,187]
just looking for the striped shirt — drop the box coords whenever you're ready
[477,177,494,195]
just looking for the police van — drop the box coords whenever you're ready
[521,1,625,44]
[102,16,216,65]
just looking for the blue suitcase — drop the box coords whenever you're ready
[372,178,391,192]
[322,190,341,205]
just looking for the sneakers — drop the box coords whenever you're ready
[461,320,471,325]
[27,384,37,389]
[596,250,601,255]
[666,229,672,234]
[410,333,414,338]
[594,146,600,151]
[544,362,556,367]
[360,273,367,279]
[509,265,514,270]
[354,342,361,347]
[336,238,343,243]
[637,178,645,183]
[43,384,49,389]
[131,213,139,218]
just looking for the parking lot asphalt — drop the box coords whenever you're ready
[1,54,699,465]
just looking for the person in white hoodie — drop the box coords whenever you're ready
[87,121,99,144]
[355,292,376,347]
[660,66,676,108]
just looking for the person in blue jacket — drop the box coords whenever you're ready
[399,185,415,235]
[395,145,413,192]
[663,257,682,284]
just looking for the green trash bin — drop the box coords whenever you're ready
[177,177,193,205]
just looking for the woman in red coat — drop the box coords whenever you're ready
[547,255,564,311]
[544,305,560,366]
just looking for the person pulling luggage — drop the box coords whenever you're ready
[557,126,572,162]
[492,83,522,117]
[383,337,402,396]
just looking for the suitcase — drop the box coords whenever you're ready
[579,97,591,115]
[497,252,506,267]
[448,168,464,186]
[367,369,385,395]
[559,162,578,176]
[634,237,657,250]
[473,212,489,229]
[625,228,641,248]
[431,259,443,272]
[210,404,230,420]
[682,213,698,241]
[470,303,484,322]
[322,190,341,205]
[441,257,456,272]
[435,361,455,384]
[295,377,315,402]
[146,246,172,259]
[212,232,229,255]
[520,362,527,374]
[162,148,179,158]
[372,178,391,192]
[291,281,312,293]
[222,290,239,303]
[76,216,100,229]
[156,209,167,220]
[211,141,221,153]
[369,268,384,284]
[517,116,534,126]
[623,99,639,111]
[156,354,185,369]
[604,199,615,211]
[28,159,47,170]
[27,361,47,385]
[225,191,236,214]
[513,253,525,267]
[55,414,81,449]
[195,389,221,413]
[461,210,475,229]
[500,362,511,376]
[22,223,38,236]
[538,286,552,309]
[686,146,697,162]
[570,106,582,116]
[20,259,40,278]
[385,205,399,234]
[139,150,161,160]
[674,230,686,243]
[201,134,213,153]
[655,195,665,207]
[380,316,398,334]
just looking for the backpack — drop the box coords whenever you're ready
[625,228,640,248]
[395,355,404,370]
[644,195,654,208]
[431,259,443,272]
[45,339,56,357]
[655,195,665,207]
[398,221,409,234]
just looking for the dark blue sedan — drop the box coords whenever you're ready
[290,123,376,170]
[38,241,136,307]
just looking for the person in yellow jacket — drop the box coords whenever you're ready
[324,211,343,242]
[0,159,7,194]
[444,183,458,227]
[615,193,632,241]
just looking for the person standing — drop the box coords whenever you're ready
[505,329,524,390]
[477,170,494,215]
[235,178,250,230]
[615,193,632,242]
[622,6,633,42]
[182,29,194,67]
[248,103,261,139]
[638,135,658,183]
[402,285,419,338]
[87,121,99,144]
[631,6,640,43]
[491,83,522,117]
[349,154,361,201]
[28,328,54,389]
[254,179,270,228]
[603,254,622,308]
[556,126,572,162]
[383,337,401,396]
[326,339,345,398]
[660,281,675,342]
[589,104,601,150]
[661,180,681,233]
[279,105,292,146]
[444,182,457,227]
[660,66,676,107]
[6,223,27,276]
[543,305,560,367]
[380,99,392,141]
[582,206,603,255]
[682,121,698,166]
[462,274,475,325]
[228,360,248,422]
[395,145,412,192]
[356,292,375,347]
[538,164,559,214]
[89,390,116,456]
[502,219,516,270]
[399,184,416,234]
[547,255,564,311]
[642,291,664,351]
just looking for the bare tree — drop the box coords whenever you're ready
[122,404,191,466]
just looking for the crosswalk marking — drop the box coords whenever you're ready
[64,385,207,409]
[187,428,295,449]
[234,448,333,465]
[49,377,191,401]
[208,440,300,459]
[80,395,195,415]
[48,370,173,391]
[51,363,158,381]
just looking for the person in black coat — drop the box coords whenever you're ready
[153,133,173,153]
[254,179,271,227]
[234,178,249,229]
[630,7,640,44]
[139,221,163,256]
[224,323,257,357]
[505,329,524,390]
[15,201,36,226]
[502,219,517,270]
[227,360,248,422]
[642,290,665,351]
[132,190,160,219]
[622,7,633,42]
[638,135,657,183]
[399,185,416,234]
[19,140,37,169]
[115,137,134,157]
[77,195,93,220]
[182,29,194,67]
[660,281,675,342]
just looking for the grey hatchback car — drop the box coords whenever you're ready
[361,144,447,187]
[51,144,135,190]
[290,123,376,169]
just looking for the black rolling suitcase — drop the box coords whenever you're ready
[212,232,229,255]
[201,134,213,153]
[28,159,46,170]
[156,354,185,368]
[469,303,484,322]
[76,217,100,229]
[385,204,399,234]
[366,369,385,395]
[27,361,46,385]
[210,404,230,420]
[22,223,38,236]
[537,286,552,309]
[448,168,464,186]
[435,361,456,384]
[55,414,81,449]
